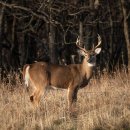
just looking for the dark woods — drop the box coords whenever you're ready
[0,0,129,80]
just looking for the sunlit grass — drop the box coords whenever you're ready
[0,71,130,130]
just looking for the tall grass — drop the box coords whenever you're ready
[0,71,130,130]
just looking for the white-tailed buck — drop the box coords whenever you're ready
[23,35,101,112]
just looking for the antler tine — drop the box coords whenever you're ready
[76,36,80,45]
[76,36,87,53]
[95,34,101,49]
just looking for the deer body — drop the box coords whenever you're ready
[23,35,101,112]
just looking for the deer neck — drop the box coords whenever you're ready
[82,58,94,80]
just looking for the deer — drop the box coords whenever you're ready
[22,34,101,112]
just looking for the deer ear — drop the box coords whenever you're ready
[95,48,101,55]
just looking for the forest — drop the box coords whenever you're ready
[0,0,130,78]
[0,1,130,130]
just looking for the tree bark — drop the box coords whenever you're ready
[120,0,130,63]
[49,24,57,64]
[11,16,20,70]
[0,5,5,78]
[79,21,83,47]
[0,6,4,65]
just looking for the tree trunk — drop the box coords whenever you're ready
[11,16,20,70]
[49,24,57,64]
[120,0,130,64]
[79,21,83,47]
[0,6,4,65]
[89,0,94,9]
[0,5,5,78]
[107,0,114,72]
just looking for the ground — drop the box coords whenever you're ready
[0,71,130,130]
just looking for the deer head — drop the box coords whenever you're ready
[76,34,101,67]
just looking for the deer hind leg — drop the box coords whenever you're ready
[30,82,48,108]
[34,87,46,106]
[67,87,78,113]
[30,88,39,107]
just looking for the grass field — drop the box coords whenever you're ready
[0,71,130,130]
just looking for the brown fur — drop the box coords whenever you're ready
[23,57,97,111]
[22,36,101,112]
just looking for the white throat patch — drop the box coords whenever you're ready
[25,66,30,87]
[87,63,95,67]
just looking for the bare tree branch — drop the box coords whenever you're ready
[0,1,49,23]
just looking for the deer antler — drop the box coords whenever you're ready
[76,36,88,53]
[95,34,101,49]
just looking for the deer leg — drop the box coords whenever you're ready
[67,87,78,112]
[72,87,78,108]
[30,89,39,107]
[29,85,42,107]
[35,88,46,106]
[31,83,48,107]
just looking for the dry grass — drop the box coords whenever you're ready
[0,71,130,130]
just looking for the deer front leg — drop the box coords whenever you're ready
[67,87,78,113]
